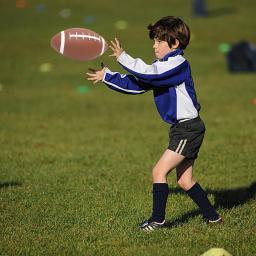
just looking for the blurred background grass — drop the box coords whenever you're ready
[0,0,256,255]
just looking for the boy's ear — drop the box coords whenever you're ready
[172,39,180,49]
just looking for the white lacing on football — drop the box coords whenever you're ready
[68,32,101,41]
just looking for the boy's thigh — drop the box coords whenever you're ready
[153,149,185,174]
[176,158,195,181]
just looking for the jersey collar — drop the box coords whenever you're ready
[159,48,184,61]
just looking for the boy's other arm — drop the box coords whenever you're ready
[103,68,150,95]
[87,67,150,95]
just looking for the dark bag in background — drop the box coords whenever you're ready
[227,41,256,72]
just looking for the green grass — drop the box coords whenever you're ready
[1,0,256,255]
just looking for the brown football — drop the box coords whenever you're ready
[50,28,108,61]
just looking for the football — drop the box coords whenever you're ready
[50,28,108,61]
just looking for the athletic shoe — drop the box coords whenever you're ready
[139,218,166,231]
[206,216,223,224]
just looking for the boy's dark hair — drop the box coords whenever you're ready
[148,16,190,49]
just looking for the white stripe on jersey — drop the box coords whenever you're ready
[104,80,145,94]
[103,70,146,94]
[176,82,198,120]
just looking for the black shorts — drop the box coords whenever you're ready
[168,117,205,159]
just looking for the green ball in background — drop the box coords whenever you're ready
[39,63,52,73]
[218,43,231,53]
[77,85,90,94]
[115,20,128,30]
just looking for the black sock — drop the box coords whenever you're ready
[151,183,169,223]
[186,183,219,220]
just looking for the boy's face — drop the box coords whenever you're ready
[153,39,174,59]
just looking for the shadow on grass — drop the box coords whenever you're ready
[165,209,201,228]
[0,181,22,189]
[208,182,256,209]
[165,182,256,227]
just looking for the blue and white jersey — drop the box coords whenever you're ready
[103,48,200,125]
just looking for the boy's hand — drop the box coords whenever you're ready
[109,38,123,59]
[86,63,107,84]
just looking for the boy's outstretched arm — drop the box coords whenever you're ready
[86,66,150,95]
[86,38,151,95]
[102,69,150,95]
[110,38,189,87]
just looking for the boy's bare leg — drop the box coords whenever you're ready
[147,149,185,224]
[152,149,185,183]
[176,158,196,191]
[176,159,221,222]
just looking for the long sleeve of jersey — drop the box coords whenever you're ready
[117,51,189,87]
[102,68,150,95]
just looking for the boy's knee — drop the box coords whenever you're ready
[177,178,195,191]
[152,167,165,181]
[152,167,159,180]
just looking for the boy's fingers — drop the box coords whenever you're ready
[115,38,121,48]
[86,72,96,76]
[109,45,115,50]
[87,77,96,81]
[88,68,97,72]
[109,45,117,51]
[87,75,98,80]
[110,40,116,47]
[111,41,119,49]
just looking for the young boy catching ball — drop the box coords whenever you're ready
[87,16,222,231]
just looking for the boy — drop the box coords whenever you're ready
[87,16,222,231]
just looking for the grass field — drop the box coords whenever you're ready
[0,0,256,255]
